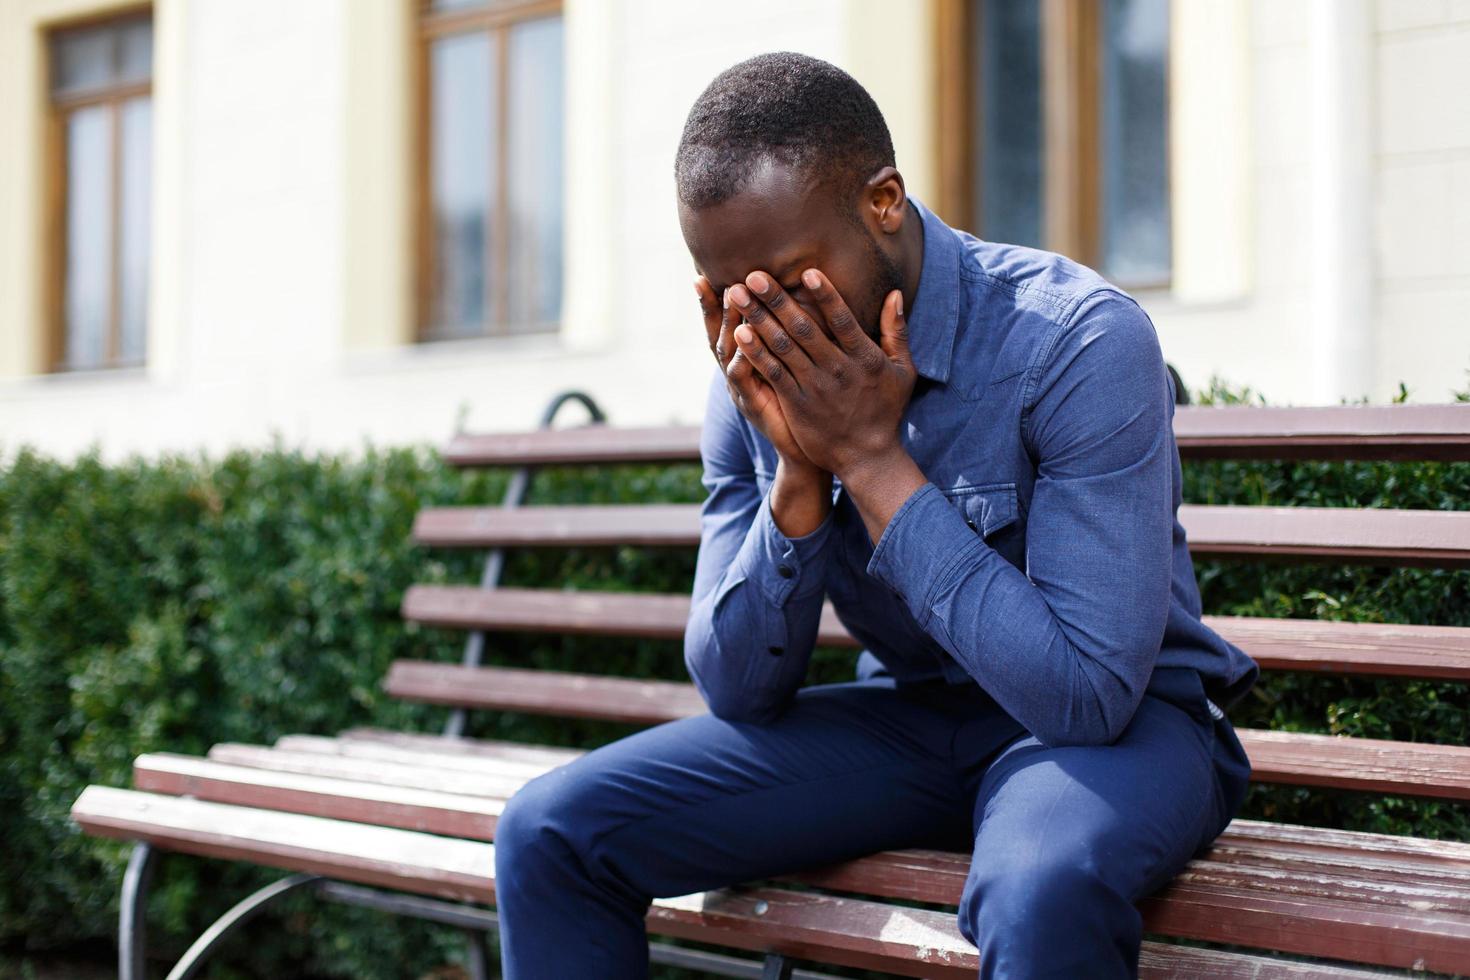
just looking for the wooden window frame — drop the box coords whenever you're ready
[412,0,564,342]
[933,0,1172,289]
[44,5,154,373]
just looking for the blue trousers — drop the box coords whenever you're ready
[494,670,1252,978]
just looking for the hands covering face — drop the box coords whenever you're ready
[696,268,916,479]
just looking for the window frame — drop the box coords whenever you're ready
[934,0,1173,290]
[44,4,154,374]
[412,0,564,343]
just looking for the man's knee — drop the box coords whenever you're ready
[495,770,565,879]
[956,847,1139,968]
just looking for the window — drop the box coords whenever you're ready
[936,0,1170,287]
[416,0,564,341]
[46,11,153,372]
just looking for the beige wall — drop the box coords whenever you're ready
[1150,0,1470,405]
[1,0,1468,463]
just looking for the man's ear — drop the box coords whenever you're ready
[863,167,908,237]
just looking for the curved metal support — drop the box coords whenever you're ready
[537,389,607,427]
[162,873,323,980]
[444,389,608,738]
[120,841,157,980]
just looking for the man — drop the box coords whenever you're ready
[495,52,1257,979]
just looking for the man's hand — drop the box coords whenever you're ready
[726,269,927,543]
[726,269,917,478]
[696,275,833,537]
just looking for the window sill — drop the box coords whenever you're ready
[340,325,605,377]
[0,363,152,398]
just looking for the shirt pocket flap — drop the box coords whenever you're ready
[940,482,1019,539]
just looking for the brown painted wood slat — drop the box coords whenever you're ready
[410,503,1470,567]
[382,662,1470,799]
[1182,504,1470,567]
[1172,404,1470,461]
[133,752,505,840]
[116,754,1461,975]
[445,425,704,467]
[444,405,1470,466]
[383,660,706,724]
[412,503,699,548]
[270,732,575,771]
[203,743,533,797]
[1238,729,1470,799]
[399,585,1470,681]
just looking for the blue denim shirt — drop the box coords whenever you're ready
[684,195,1260,746]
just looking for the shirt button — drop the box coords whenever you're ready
[768,645,784,656]
[966,518,978,532]
[777,563,794,578]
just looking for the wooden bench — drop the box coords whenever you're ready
[71,392,1470,979]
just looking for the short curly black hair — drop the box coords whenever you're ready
[674,51,895,211]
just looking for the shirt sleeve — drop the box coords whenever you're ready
[864,290,1175,747]
[684,365,836,724]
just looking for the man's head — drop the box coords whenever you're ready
[675,52,914,341]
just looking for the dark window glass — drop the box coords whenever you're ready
[1099,0,1170,284]
[975,0,1043,249]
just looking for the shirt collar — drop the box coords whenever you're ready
[904,195,962,385]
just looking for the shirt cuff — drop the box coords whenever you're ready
[738,489,835,606]
[865,481,986,625]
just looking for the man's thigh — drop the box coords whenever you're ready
[498,676,1007,901]
[957,693,1224,957]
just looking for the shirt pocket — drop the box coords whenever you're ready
[939,482,1025,567]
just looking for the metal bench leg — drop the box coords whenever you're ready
[761,952,796,980]
[120,842,157,980]
[465,926,492,980]
[161,873,322,980]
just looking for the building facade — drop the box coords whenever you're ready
[1,0,1467,461]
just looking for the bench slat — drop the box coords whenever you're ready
[1172,404,1470,461]
[446,425,703,467]
[400,585,1470,681]
[383,662,1470,799]
[271,732,576,772]
[1238,729,1470,799]
[133,752,503,840]
[445,405,1470,466]
[411,503,1470,567]
[115,757,1462,974]
[203,743,533,796]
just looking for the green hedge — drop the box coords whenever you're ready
[0,378,1466,978]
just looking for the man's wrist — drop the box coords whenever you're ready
[770,455,833,538]
[834,441,928,544]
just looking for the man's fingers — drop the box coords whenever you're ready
[728,283,811,372]
[744,271,837,368]
[732,320,800,395]
[695,276,722,355]
[801,268,871,356]
[879,288,913,369]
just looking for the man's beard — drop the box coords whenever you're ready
[859,224,906,342]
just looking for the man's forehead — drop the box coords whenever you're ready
[681,161,837,286]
